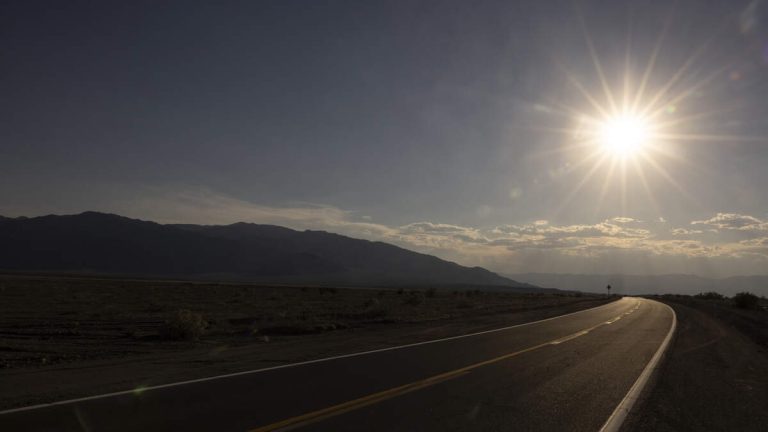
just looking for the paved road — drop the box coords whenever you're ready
[0,297,674,432]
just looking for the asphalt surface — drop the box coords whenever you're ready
[0,297,674,432]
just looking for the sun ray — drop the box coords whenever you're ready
[637,152,695,203]
[645,64,732,121]
[640,14,737,119]
[547,3,763,222]
[630,158,663,218]
[576,10,619,114]
[654,133,767,143]
[622,3,634,112]
[554,59,612,119]
[620,159,629,215]
[594,157,618,218]
[553,153,610,218]
[652,104,742,130]
[631,5,675,113]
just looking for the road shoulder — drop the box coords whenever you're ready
[623,299,768,431]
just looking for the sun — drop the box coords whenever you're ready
[596,114,652,159]
[537,7,759,217]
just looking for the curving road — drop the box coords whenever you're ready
[0,297,674,432]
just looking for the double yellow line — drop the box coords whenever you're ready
[250,302,640,432]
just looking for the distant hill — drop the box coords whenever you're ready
[509,273,768,297]
[0,212,539,290]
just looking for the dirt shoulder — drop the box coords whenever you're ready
[624,297,768,431]
[0,275,612,410]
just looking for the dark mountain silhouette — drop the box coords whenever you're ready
[509,272,768,297]
[0,212,537,289]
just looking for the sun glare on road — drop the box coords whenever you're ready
[596,114,652,159]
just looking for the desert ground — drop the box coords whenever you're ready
[0,273,611,410]
[626,295,768,431]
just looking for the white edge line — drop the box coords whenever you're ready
[598,299,677,432]
[0,298,624,416]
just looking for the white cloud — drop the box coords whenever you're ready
[93,186,768,277]
[692,213,767,231]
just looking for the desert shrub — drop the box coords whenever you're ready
[161,309,208,340]
[397,288,404,295]
[695,291,725,300]
[733,292,760,309]
[425,287,437,298]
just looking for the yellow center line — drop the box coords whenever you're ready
[249,302,641,432]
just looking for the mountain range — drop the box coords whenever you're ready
[0,212,538,290]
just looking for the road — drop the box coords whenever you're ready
[0,297,674,432]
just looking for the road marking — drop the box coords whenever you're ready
[0,298,624,416]
[550,330,590,344]
[249,303,640,432]
[249,370,470,432]
[599,300,677,432]
[604,305,638,325]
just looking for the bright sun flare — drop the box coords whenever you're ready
[544,7,755,217]
[596,115,652,159]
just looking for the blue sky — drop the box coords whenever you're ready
[3,0,768,276]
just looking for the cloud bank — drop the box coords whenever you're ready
[18,187,768,278]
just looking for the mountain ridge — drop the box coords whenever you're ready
[0,211,538,290]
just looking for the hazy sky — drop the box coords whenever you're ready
[3,0,768,277]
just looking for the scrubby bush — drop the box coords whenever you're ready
[161,309,208,340]
[425,287,437,298]
[695,291,725,300]
[733,292,760,309]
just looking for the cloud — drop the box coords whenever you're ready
[610,217,639,224]
[671,228,705,236]
[495,220,651,239]
[692,213,767,231]
[93,186,768,277]
[401,222,476,235]
[103,187,399,242]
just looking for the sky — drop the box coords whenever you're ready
[3,0,768,277]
